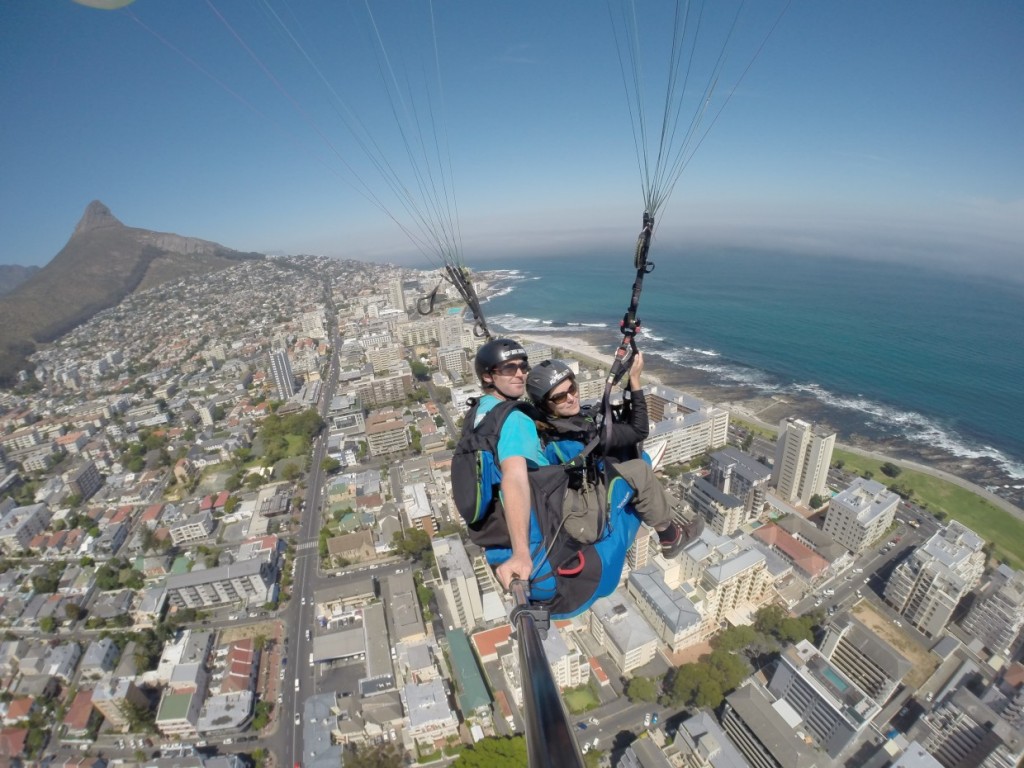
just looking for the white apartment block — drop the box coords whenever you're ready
[168,510,215,546]
[398,320,440,347]
[366,344,403,375]
[884,521,985,637]
[0,502,52,554]
[402,678,459,749]
[771,417,835,506]
[436,346,467,380]
[431,535,484,631]
[165,555,277,609]
[644,385,729,470]
[823,477,900,553]
[589,592,658,674]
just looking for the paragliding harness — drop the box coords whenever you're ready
[451,397,613,616]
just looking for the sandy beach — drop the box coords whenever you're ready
[518,330,1024,517]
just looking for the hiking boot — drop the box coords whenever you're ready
[658,516,705,558]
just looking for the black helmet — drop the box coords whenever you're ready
[474,338,528,380]
[526,359,574,403]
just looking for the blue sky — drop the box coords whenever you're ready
[2,1,1022,278]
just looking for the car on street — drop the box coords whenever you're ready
[295,713,301,725]
[577,723,587,731]
[643,713,652,728]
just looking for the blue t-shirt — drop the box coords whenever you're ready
[475,394,548,468]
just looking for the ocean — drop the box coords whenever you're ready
[477,247,1024,488]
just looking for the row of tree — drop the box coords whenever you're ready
[626,605,823,711]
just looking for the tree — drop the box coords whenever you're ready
[881,461,902,478]
[65,603,87,622]
[409,359,430,380]
[393,529,433,564]
[809,494,825,509]
[282,462,303,482]
[452,736,527,767]
[321,457,341,473]
[39,616,57,633]
[625,676,658,703]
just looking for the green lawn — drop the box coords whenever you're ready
[564,686,600,713]
[833,448,1024,569]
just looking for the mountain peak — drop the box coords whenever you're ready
[73,200,123,236]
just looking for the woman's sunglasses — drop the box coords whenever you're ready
[547,382,578,405]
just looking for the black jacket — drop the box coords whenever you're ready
[540,387,649,458]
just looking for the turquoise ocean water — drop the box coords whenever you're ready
[478,248,1024,484]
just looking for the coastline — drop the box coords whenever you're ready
[518,330,1024,519]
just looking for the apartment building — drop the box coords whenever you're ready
[365,409,409,457]
[589,592,658,674]
[643,385,729,470]
[819,617,912,705]
[365,344,403,375]
[918,687,1024,768]
[627,565,704,653]
[720,682,826,768]
[883,521,985,638]
[688,475,746,537]
[164,555,277,609]
[822,477,900,554]
[960,564,1024,659]
[356,369,414,408]
[708,446,771,518]
[766,640,880,758]
[91,676,151,732]
[771,418,835,506]
[0,502,52,555]
[431,535,484,631]
[398,319,440,347]
[168,510,215,546]
[436,346,467,380]
[268,349,296,400]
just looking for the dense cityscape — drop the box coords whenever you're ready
[1,255,1022,768]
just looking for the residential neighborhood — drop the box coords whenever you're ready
[1,255,1023,768]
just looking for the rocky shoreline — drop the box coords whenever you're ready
[519,330,1024,514]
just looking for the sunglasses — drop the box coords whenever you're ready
[547,382,578,405]
[492,360,530,376]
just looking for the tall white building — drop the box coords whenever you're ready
[883,521,986,637]
[771,417,835,506]
[388,277,406,312]
[431,535,484,632]
[823,477,900,553]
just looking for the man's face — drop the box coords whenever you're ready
[546,378,580,417]
[485,358,529,399]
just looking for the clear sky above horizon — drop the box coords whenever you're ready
[2,1,1022,280]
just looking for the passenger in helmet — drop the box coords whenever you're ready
[472,338,548,589]
[527,352,702,557]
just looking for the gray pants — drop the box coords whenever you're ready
[560,458,678,545]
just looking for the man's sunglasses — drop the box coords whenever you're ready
[492,361,530,376]
[547,382,578,405]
